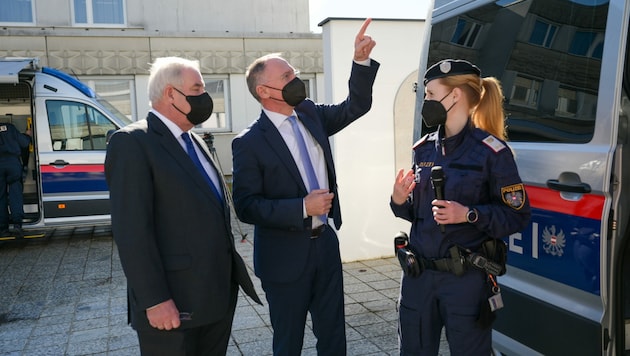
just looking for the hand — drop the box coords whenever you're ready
[392,169,415,205]
[354,18,376,62]
[146,299,181,331]
[431,199,468,225]
[305,189,334,217]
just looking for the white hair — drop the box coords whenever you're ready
[147,57,201,106]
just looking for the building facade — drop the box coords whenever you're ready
[0,0,323,171]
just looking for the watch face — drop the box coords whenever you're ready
[467,209,478,223]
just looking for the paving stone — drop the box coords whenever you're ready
[0,222,452,355]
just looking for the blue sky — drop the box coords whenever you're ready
[308,0,431,32]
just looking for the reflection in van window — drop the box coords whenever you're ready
[46,100,117,150]
[426,0,608,143]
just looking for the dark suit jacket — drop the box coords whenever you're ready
[105,113,260,331]
[232,61,380,283]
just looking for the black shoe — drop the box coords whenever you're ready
[8,224,23,239]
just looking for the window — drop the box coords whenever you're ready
[46,100,117,151]
[451,18,482,48]
[529,19,557,48]
[194,78,230,132]
[82,77,135,121]
[510,76,541,108]
[556,88,577,117]
[428,0,606,142]
[73,0,125,25]
[0,0,34,24]
[569,31,604,59]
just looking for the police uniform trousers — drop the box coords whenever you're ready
[261,227,346,356]
[398,268,491,356]
[135,283,238,356]
[0,155,24,229]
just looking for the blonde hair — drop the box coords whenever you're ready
[440,74,507,140]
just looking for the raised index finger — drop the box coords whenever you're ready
[356,18,372,39]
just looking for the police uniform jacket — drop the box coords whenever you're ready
[391,122,531,259]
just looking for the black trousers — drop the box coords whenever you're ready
[136,286,238,356]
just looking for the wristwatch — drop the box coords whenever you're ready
[466,208,479,224]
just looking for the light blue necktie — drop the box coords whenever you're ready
[181,132,224,206]
[287,115,326,223]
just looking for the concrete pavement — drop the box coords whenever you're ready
[0,223,450,355]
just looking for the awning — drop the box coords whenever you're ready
[0,58,35,83]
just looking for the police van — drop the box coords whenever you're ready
[420,0,630,354]
[0,57,131,237]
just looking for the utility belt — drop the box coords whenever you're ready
[394,231,507,278]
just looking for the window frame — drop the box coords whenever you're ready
[71,0,127,27]
[529,19,558,48]
[0,0,36,25]
[191,76,231,134]
[450,17,482,48]
[509,75,542,109]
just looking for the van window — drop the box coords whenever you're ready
[46,100,117,151]
[426,0,608,143]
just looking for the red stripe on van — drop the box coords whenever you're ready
[526,185,604,220]
[40,164,104,173]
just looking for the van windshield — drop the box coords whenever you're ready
[96,97,133,126]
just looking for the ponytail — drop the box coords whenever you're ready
[472,77,506,140]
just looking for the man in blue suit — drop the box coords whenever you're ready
[232,19,378,355]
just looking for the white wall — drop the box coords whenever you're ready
[321,18,425,262]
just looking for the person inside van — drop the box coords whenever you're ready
[0,122,31,237]
[390,59,531,355]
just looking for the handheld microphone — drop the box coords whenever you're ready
[430,166,446,233]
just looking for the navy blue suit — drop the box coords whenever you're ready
[232,60,379,355]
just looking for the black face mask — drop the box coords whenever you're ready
[172,87,214,125]
[421,90,456,127]
[264,77,307,107]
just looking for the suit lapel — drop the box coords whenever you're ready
[147,114,224,211]
[259,113,308,193]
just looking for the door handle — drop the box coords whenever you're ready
[49,159,70,167]
[546,171,591,194]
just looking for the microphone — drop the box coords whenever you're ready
[430,166,446,233]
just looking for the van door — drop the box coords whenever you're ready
[37,98,118,224]
[423,0,626,354]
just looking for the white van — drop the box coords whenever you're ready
[420,0,629,354]
[0,57,131,238]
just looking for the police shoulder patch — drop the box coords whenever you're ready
[413,132,435,149]
[501,183,526,210]
[482,135,506,153]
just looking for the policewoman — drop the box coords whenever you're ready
[390,59,531,355]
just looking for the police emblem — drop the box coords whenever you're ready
[439,61,452,74]
[542,225,565,257]
[501,183,526,210]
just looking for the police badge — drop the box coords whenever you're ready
[501,183,526,210]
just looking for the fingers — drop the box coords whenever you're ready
[356,18,372,40]
[354,18,376,61]
[305,190,334,216]
[431,200,466,224]
[147,299,181,331]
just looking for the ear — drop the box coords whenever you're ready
[451,87,462,102]
[165,86,176,102]
[256,84,270,99]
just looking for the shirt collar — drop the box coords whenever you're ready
[263,108,297,130]
[151,109,187,137]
